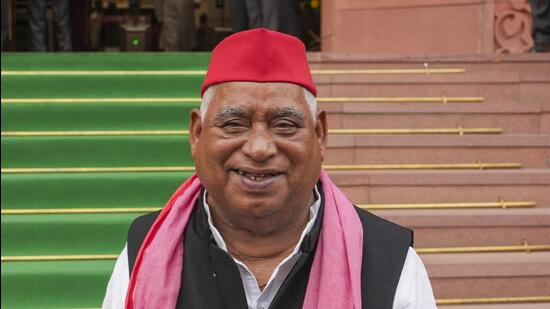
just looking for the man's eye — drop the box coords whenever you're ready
[277,122,294,127]
[225,122,244,127]
[221,121,248,132]
[273,121,299,134]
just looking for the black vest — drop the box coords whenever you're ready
[127,187,413,309]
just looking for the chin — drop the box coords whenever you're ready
[231,195,287,218]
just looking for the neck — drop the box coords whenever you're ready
[206,192,315,289]
[214,208,310,261]
[206,193,313,262]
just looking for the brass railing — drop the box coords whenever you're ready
[1,255,119,262]
[0,127,502,137]
[1,162,522,174]
[360,200,536,210]
[1,199,536,215]
[316,96,483,103]
[437,296,550,305]
[0,67,465,76]
[1,207,162,215]
[0,96,484,104]
[417,243,550,254]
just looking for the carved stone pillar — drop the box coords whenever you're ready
[494,0,534,53]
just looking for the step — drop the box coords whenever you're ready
[316,72,550,104]
[317,73,549,105]
[3,251,547,309]
[329,169,550,206]
[0,52,211,71]
[4,100,544,134]
[3,254,547,309]
[3,72,548,106]
[2,101,545,134]
[2,170,548,211]
[5,208,547,257]
[321,84,546,107]
[0,135,193,168]
[1,213,135,256]
[324,101,545,134]
[1,259,114,309]
[3,52,549,74]
[0,74,205,99]
[1,172,190,210]
[421,251,550,299]
[316,71,549,86]
[2,134,545,168]
[308,53,550,75]
[371,208,550,247]
[325,135,550,168]
[328,112,543,134]
[1,102,197,131]
[324,98,543,114]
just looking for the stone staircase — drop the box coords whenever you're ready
[311,53,550,306]
[1,52,549,308]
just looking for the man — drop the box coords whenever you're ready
[103,28,436,309]
[155,0,195,51]
[529,0,550,52]
[232,0,301,39]
[27,0,72,52]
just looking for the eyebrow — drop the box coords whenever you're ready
[272,107,305,123]
[214,107,250,122]
[212,106,306,124]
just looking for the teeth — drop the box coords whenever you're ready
[236,170,278,180]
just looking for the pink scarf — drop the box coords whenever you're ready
[125,171,363,309]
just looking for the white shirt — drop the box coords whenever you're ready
[202,189,322,309]
[103,192,436,309]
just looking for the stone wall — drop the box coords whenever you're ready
[321,0,534,54]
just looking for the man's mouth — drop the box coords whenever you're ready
[231,169,283,190]
[234,169,281,180]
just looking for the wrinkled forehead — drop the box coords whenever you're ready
[210,82,308,114]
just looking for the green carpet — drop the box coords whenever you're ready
[1,53,208,309]
[2,172,190,210]
[2,260,116,309]
[2,75,204,98]
[1,52,211,70]
[2,214,134,256]
[1,103,197,131]
[1,136,193,168]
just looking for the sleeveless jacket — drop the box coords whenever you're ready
[127,187,413,309]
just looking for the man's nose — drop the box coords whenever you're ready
[242,125,277,162]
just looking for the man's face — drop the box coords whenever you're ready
[189,82,327,231]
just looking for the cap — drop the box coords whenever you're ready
[201,28,316,97]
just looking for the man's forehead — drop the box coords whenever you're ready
[209,82,305,109]
[216,82,304,99]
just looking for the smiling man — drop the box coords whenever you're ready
[103,28,436,309]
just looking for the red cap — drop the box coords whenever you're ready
[201,28,316,97]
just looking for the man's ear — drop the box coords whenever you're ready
[189,109,202,158]
[315,110,328,161]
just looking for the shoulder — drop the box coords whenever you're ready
[354,206,414,247]
[128,211,161,237]
[127,211,161,273]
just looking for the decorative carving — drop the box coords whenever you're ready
[494,0,534,53]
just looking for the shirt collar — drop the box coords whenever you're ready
[202,186,322,254]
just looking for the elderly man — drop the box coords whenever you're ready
[103,28,436,309]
